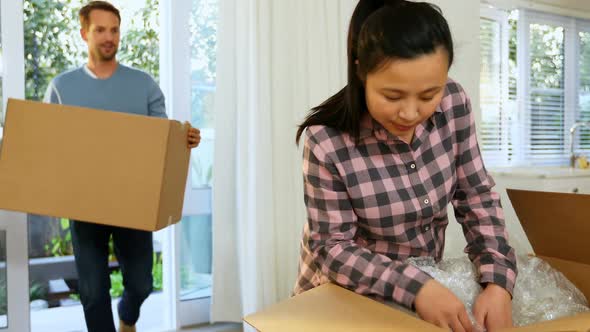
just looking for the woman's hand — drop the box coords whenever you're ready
[187,126,201,148]
[473,283,513,331]
[414,279,473,332]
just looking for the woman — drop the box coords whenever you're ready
[293,1,517,331]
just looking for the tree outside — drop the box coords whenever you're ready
[24,0,83,101]
[528,23,565,152]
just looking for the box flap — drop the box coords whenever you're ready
[536,255,590,303]
[243,283,444,332]
[506,189,590,266]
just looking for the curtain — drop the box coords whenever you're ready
[210,0,357,323]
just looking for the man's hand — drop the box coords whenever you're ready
[473,283,513,331]
[414,279,474,332]
[187,126,201,148]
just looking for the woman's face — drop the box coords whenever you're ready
[363,47,449,143]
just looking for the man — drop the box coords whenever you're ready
[44,2,201,331]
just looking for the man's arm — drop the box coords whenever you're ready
[147,78,167,119]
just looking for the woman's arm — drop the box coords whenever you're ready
[302,128,432,308]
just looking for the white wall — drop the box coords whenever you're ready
[422,1,485,258]
[429,0,481,127]
[485,0,590,19]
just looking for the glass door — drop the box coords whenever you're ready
[0,212,29,332]
[159,0,218,328]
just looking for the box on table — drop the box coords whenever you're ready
[0,98,191,231]
[243,189,590,332]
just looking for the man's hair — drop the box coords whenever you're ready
[79,1,121,30]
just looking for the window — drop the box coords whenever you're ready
[178,0,218,301]
[0,0,220,329]
[189,0,216,189]
[22,1,167,331]
[480,7,590,167]
[577,24,590,151]
[480,8,512,166]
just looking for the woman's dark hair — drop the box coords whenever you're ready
[295,0,454,144]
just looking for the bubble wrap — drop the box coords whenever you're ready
[512,255,589,326]
[407,256,485,331]
[406,255,589,330]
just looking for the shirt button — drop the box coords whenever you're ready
[423,225,431,232]
[424,199,430,204]
[410,163,416,169]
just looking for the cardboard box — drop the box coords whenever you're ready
[244,189,590,331]
[0,98,190,231]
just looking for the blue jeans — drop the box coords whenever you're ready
[71,220,153,332]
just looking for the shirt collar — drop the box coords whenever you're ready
[358,105,442,142]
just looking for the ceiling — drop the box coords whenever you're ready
[533,0,590,12]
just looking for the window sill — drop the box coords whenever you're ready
[489,166,590,179]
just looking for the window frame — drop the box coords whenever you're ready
[159,0,216,328]
[480,6,590,167]
[480,5,511,166]
[518,10,577,166]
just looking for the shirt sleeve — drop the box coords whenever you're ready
[451,91,518,295]
[147,77,168,119]
[303,128,432,309]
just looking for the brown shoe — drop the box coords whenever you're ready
[119,320,136,332]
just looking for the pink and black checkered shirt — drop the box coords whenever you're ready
[293,79,517,309]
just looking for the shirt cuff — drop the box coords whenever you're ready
[392,264,433,309]
[478,263,517,296]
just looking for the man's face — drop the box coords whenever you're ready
[81,9,120,61]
